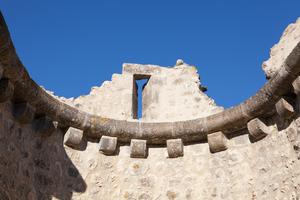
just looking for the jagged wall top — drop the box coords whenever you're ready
[263,18,300,78]
[59,61,222,121]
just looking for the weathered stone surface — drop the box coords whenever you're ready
[276,98,295,119]
[166,139,184,158]
[34,116,55,137]
[247,118,270,140]
[64,127,84,148]
[55,62,223,123]
[39,56,300,199]
[13,102,35,124]
[263,17,300,78]
[130,139,147,158]
[58,73,136,120]
[1,15,300,200]
[2,64,300,199]
[207,131,228,153]
[0,78,14,103]
[123,63,223,121]
[99,136,117,155]
[0,102,87,200]
[27,41,300,142]
[292,76,300,95]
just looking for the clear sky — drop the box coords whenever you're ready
[1,1,300,109]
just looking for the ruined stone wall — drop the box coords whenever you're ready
[60,73,136,120]
[122,62,223,121]
[263,17,300,78]
[1,18,300,200]
[1,99,300,200]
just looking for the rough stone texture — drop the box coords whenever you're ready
[99,136,118,155]
[167,139,184,158]
[0,102,87,200]
[293,76,300,95]
[58,73,136,120]
[247,118,271,140]
[123,62,223,121]
[50,62,222,122]
[34,116,56,137]
[2,20,300,200]
[2,99,300,199]
[0,78,14,103]
[276,98,295,119]
[130,139,147,158]
[263,18,300,78]
[64,127,84,148]
[207,132,228,153]
[13,102,35,124]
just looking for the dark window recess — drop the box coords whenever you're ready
[132,75,150,119]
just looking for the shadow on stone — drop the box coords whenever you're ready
[0,102,87,200]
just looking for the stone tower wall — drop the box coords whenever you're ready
[1,99,300,200]
[1,15,300,200]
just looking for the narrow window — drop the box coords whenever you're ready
[132,75,150,119]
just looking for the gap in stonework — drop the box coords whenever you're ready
[133,75,150,119]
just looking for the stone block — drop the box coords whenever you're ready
[292,76,300,95]
[166,139,184,158]
[130,139,147,158]
[275,98,295,119]
[247,118,270,140]
[0,78,14,103]
[207,131,228,153]
[13,102,35,124]
[99,136,117,155]
[64,127,84,148]
[34,116,55,137]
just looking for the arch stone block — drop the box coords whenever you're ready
[292,76,300,95]
[167,139,184,158]
[247,118,270,140]
[130,139,147,158]
[276,98,295,119]
[64,127,84,148]
[99,136,117,155]
[207,131,228,153]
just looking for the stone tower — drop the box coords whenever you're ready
[1,11,300,200]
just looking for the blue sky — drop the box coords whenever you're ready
[1,1,300,109]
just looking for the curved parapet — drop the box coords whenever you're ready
[1,11,300,150]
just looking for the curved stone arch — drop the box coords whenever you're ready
[1,11,300,147]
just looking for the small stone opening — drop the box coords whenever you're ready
[132,75,150,119]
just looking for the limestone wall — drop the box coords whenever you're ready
[1,18,300,200]
[65,124,300,200]
[123,62,223,121]
[263,18,300,78]
[0,102,86,200]
[1,98,300,199]
[60,73,136,120]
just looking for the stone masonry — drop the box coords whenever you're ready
[1,15,300,200]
